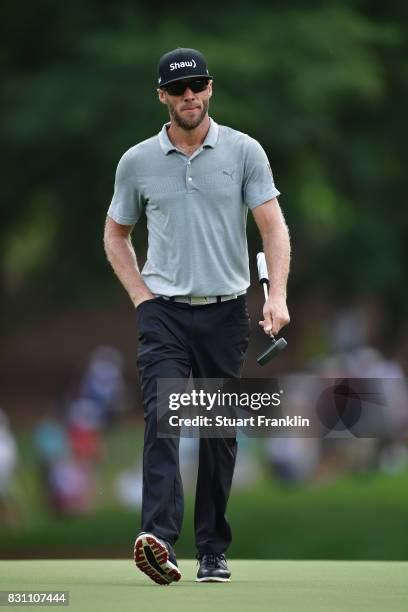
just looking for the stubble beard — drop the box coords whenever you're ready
[168,98,209,131]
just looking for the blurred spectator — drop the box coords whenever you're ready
[326,306,369,352]
[266,438,321,485]
[34,415,92,515]
[67,399,104,464]
[265,378,321,485]
[65,345,128,466]
[0,409,19,524]
[115,462,143,510]
[47,456,94,515]
[34,417,69,465]
[34,414,97,516]
[79,345,126,426]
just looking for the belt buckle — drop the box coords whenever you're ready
[190,296,208,306]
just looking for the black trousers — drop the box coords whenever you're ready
[136,294,250,554]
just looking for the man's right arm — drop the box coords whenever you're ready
[103,216,154,308]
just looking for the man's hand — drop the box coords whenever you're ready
[134,291,155,309]
[252,199,291,337]
[259,295,290,337]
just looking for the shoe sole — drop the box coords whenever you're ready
[134,534,182,586]
[196,577,231,583]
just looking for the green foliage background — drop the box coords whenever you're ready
[1,1,407,559]
[1,0,407,335]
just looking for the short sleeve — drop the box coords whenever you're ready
[107,151,144,225]
[243,137,280,210]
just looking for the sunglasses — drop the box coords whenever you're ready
[164,78,209,96]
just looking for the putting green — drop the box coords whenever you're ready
[1,560,407,612]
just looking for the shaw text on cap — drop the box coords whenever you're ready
[170,59,197,71]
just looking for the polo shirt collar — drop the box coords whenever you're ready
[203,118,219,148]
[158,117,219,155]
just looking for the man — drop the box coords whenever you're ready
[104,47,290,585]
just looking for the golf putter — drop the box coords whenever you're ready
[256,252,287,365]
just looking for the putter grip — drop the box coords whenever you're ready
[257,252,269,284]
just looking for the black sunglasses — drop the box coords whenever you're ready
[164,78,209,96]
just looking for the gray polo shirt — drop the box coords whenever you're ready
[108,118,280,296]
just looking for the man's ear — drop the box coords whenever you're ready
[208,80,213,98]
[157,88,168,105]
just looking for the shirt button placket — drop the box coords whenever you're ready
[187,159,192,190]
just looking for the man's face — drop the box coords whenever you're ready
[158,79,212,130]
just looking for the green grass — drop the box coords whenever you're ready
[1,560,408,612]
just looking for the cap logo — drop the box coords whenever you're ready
[169,59,197,71]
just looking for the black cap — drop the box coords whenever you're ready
[158,47,212,87]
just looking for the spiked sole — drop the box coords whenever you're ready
[134,534,182,586]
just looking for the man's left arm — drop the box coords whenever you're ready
[252,198,291,336]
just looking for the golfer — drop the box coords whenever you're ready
[104,47,291,584]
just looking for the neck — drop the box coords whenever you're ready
[167,115,211,152]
